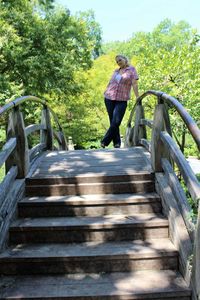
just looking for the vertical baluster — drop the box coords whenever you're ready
[6,106,29,178]
[40,105,53,150]
[133,103,146,146]
[193,204,200,299]
[58,129,67,150]
[151,100,171,172]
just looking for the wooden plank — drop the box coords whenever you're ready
[0,166,18,207]
[151,103,172,172]
[0,137,16,168]
[29,148,153,178]
[31,159,149,170]
[125,125,134,147]
[192,203,200,300]
[140,119,153,128]
[36,156,146,167]
[151,104,166,172]
[25,124,46,136]
[57,131,67,150]
[31,166,152,179]
[53,131,62,145]
[140,139,151,152]
[133,104,146,146]
[155,173,193,285]
[27,152,47,178]
[161,158,195,240]
[40,107,53,150]
[0,179,25,250]
[160,131,200,201]
[29,143,46,162]
[6,108,29,178]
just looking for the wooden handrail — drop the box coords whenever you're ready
[194,204,200,299]
[125,90,200,299]
[0,96,46,116]
[127,90,200,151]
[160,131,200,201]
[0,96,63,131]
[0,95,67,180]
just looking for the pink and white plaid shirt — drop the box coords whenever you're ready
[104,66,139,101]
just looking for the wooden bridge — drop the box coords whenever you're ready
[0,91,200,299]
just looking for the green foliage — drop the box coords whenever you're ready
[0,165,5,182]
[0,9,199,154]
[65,19,200,150]
[0,0,102,104]
[0,0,103,150]
[99,20,200,155]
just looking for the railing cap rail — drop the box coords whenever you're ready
[0,95,62,131]
[0,96,46,116]
[129,90,200,151]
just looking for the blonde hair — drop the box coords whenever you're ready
[115,54,130,67]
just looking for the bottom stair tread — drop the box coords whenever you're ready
[0,270,191,299]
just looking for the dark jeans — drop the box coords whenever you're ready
[101,98,127,147]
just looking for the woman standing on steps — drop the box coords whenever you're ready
[101,54,139,148]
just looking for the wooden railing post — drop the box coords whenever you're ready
[6,107,29,178]
[40,105,53,150]
[151,102,171,172]
[58,130,67,150]
[133,103,146,146]
[193,203,200,299]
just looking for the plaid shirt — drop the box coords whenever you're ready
[104,66,139,101]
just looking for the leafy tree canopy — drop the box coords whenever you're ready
[0,0,102,103]
[84,20,199,152]
[0,5,199,154]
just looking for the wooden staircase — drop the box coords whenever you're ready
[0,148,191,299]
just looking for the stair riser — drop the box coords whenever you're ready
[0,255,178,275]
[25,182,155,196]
[18,203,162,218]
[26,173,154,185]
[0,294,191,300]
[0,296,191,300]
[9,227,168,244]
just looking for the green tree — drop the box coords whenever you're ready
[0,0,102,104]
[82,20,200,152]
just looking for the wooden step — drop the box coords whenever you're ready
[26,172,154,185]
[0,239,178,275]
[18,193,161,217]
[25,180,155,196]
[9,214,168,244]
[0,270,191,299]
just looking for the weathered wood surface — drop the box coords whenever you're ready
[29,143,46,162]
[0,179,25,250]
[140,119,153,128]
[0,137,16,168]
[155,173,193,285]
[133,104,146,145]
[140,138,151,152]
[161,158,195,239]
[125,125,134,147]
[0,270,190,299]
[0,166,18,207]
[25,124,46,136]
[6,108,29,178]
[151,104,171,172]
[161,131,200,201]
[30,147,153,179]
[40,107,53,150]
[193,203,200,300]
